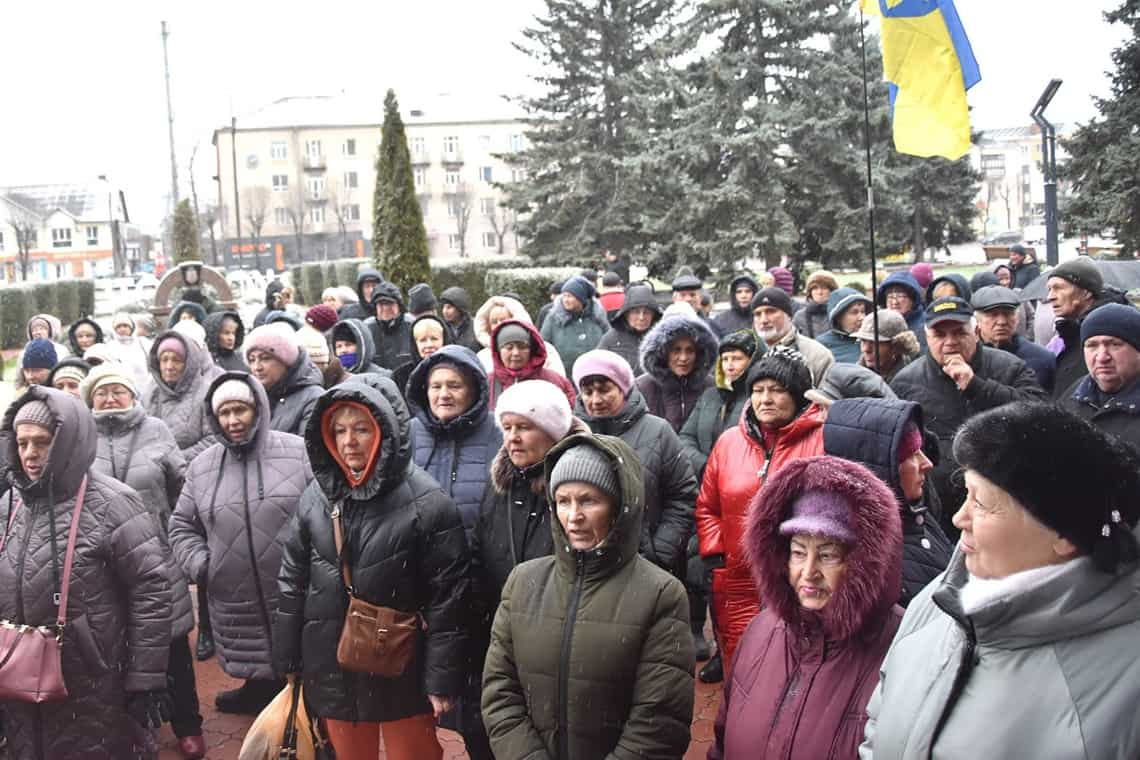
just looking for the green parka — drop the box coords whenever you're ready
[482,433,694,760]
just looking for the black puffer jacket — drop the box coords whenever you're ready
[439,287,481,352]
[596,284,662,375]
[364,281,415,372]
[890,346,1047,529]
[635,314,719,433]
[204,310,247,372]
[822,398,954,607]
[712,274,759,336]
[1,388,172,760]
[576,388,698,576]
[253,281,286,327]
[339,267,381,321]
[331,318,386,376]
[266,350,325,437]
[274,380,470,721]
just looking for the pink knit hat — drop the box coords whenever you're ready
[157,336,187,360]
[244,323,300,367]
[495,380,573,440]
[768,266,794,296]
[910,262,935,290]
[778,489,857,544]
[571,349,635,398]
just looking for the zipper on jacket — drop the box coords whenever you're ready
[928,620,978,756]
[558,553,586,760]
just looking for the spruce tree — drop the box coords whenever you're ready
[1062,0,1140,256]
[372,89,431,292]
[171,198,201,264]
[502,0,680,267]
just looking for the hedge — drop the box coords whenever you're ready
[0,279,95,350]
[0,287,31,350]
[32,282,56,318]
[335,260,362,291]
[430,255,531,314]
[484,266,581,319]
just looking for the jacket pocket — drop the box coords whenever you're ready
[68,613,109,674]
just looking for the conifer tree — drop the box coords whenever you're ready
[372,90,431,293]
[171,198,201,264]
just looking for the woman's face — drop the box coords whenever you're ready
[331,405,376,472]
[667,337,697,377]
[74,325,98,350]
[952,470,1076,579]
[323,294,343,309]
[488,306,513,332]
[178,311,198,323]
[415,325,444,358]
[427,366,473,422]
[580,377,625,418]
[625,307,654,333]
[248,350,288,389]
[500,413,556,469]
[898,448,933,502]
[114,323,133,338]
[217,319,239,351]
[555,480,614,551]
[720,350,751,383]
[788,534,848,611]
[996,268,1012,288]
[22,368,50,386]
[159,351,186,385]
[884,287,915,315]
[91,383,134,412]
[52,377,82,398]
[498,341,531,371]
[216,400,256,443]
[29,322,50,340]
[751,379,797,429]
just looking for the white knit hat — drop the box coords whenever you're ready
[173,319,207,349]
[495,380,573,440]
[211,379,256,415]
[296,326,330,363]
[81,362,139,407]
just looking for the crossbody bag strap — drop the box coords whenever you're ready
[56,476,88,629]
[330,502,354,593]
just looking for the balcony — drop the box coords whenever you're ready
[415,182,432,196]
[442,181,469,195]
[307,192,328,203]
[303,155,327,171]
[411,150,431,166]
[440,149,464,165]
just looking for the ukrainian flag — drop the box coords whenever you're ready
[862,0,981,160]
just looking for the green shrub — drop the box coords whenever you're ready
[31,282,56,317]
[0,286,31,350]
[484,266,580,318]
[76,280,95,322]
[55,280,81,324]
[335,259,363,290]
[431,255,531,313]
[322,262,339,290]
[288,266,304,301]
[300,263,326,306]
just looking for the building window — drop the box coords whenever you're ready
[344,171,358,189]
[86,225,98,245]
[447,198,463,217]
[482,232,497,248]
[272,174,289,191]
[343,138,356,156]
[413,168,426,189]
[444,170,460,188]
[480,198,496,216]
[443,136,460,153]
[510,168,528,183]
[420,199,429,217]
[311,206,325,225]
[274,207,288,225]
[410,136,426,160]
[308,177,325,199]
[448,234,461,250]
[271,141,288,160]
[52,228,72,248]
[347,204,361,221]
[305,140,322,158]
[479,166,493,183]
[509,134,525,152]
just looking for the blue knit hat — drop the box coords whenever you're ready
[23,339,58,370]
[561,276,596,306]
[1080,303,1140,352]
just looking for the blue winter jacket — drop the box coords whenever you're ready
[407,345,502,541]
[817,288,873,364]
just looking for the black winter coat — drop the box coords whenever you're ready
[576,389,698,576]
[822,397,954,607]
[987,334,1055,393]
[274,380,470,722]
[338,267,381,322]
[266,351,325,437]
[635,314,719,433]
[203,310,248,372]
[363,281,415,372]
[439,287,482,352]
[890,346,1047,531]
[1063,376,1140,452]
[1051,296,1129,399]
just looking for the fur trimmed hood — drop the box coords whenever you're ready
[744,455,902,642]
[638,314,719,384]
[474,296,534,348]
[490,416,590,495]
[547,294,609,329]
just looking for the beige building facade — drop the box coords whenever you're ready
[212,93,527,270]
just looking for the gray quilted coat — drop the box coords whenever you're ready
[142,330,223,461]
[92,404,194,637]
[169,372,312,680]
[0,387,173,760]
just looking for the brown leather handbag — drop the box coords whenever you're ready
[331,504,420,678]
[0,477,87,703]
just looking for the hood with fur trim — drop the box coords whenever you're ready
[474,295,534,348]
[638,314,719,385]
[745,455,902,642]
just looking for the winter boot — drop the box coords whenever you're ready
[698,652,723,684]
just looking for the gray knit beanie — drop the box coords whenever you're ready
[13,400,54,431]
[550,444,620,503]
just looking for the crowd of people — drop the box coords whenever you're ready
[0,245,1138,760]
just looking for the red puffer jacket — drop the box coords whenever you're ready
[695,403,825,669]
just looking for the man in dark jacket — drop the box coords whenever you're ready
[602,249,630,285]
[203,310,247,372]
[364,281,415,372]
[1062,303,1140,451]
[1045,257,1123,397]
[712,274,759,336]
[1008,243,1041,290]
[252,280,285,327]
[439,286,481,352]
[972,285,1055,392]
[890,297,1047,534]
[822,397,953,607]
[339,267,382,321]
[596,283,662,374]
[244,323,325,436]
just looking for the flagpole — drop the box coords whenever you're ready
[858,6,883,362]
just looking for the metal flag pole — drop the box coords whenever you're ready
[858,7,882,361]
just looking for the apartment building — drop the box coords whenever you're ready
[0,181,140,282]
[211,93,527,269]
[971,123,1073,239]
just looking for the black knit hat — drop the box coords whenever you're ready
[407,283,437,314]
[719,329,758,358]
[746,345,813,410]
[953,402,1140,574]
[1048,257,1103,297]
[750,287,795,317]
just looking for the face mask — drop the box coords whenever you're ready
[339,353,358,370]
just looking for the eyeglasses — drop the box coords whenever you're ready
[92,388,132,401]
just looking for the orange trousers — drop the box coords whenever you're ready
[325,714,443,760]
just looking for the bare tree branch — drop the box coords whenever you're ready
[282,186,308,263]
[4,196,40,281]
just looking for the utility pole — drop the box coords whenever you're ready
[161,22,180,209]
[1031,79,1063,267]
[232,116,243,266]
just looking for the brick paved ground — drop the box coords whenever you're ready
[158,629,721,759]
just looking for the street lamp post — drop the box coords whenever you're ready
[98,175,123,276]
[1031,79,1063,267]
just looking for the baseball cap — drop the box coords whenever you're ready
[924,297,973,325]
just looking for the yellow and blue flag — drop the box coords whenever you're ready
[862,0,981,160]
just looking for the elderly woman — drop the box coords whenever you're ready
[168,372,312,715]
[48,357,91,398]
[391,314,452,393]
[406,345,501,541]
[274,379,470,759]
[712,455,904,759]
[83,364,206,758]
[482,432,695,759]
[143,329,223,460]
[488,319,576,410]
[0,387,173,760]
[860,404,1140,759]
[244,323,325,436]
[696,346,825,671]
[473,294,566,376]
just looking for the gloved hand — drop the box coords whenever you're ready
[702,554,726,583]
[126,690,173,729]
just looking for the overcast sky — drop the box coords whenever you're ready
[0,0,1126,228]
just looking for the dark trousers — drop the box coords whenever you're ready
[168,634,203,738]
[197,583,212,635]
